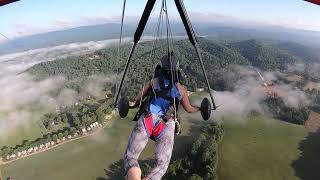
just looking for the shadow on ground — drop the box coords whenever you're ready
[292,132,320,180]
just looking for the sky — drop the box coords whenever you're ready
[0,0,320,40]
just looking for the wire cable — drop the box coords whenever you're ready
[115,0,127,107]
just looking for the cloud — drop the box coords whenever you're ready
[8,23,53,38]
[213,74,265,120]
[4,10,320,41]
[5,15,135,39]
[0,38,132,66]
[55,18,73,27]
[210,68,310,121]
[275,84,310,108]
[82,75,116,98]
[0,72,69,140]
[0,40,123,142]
[185,11,246,25]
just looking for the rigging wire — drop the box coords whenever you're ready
[138,0,164,109]
[147,1,178,179]
[166,0,179,129]
[115,0,127,105]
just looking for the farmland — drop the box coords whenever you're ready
[0,111,207,180]
[217,116,320,180]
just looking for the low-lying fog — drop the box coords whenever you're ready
[0,39,127,141]
[0,38,312,143]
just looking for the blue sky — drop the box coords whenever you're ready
[1,0,320,39]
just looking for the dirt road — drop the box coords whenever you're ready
[305,111,320,132]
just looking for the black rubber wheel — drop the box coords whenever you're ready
[118,97,129,118]
[200,98,211,121]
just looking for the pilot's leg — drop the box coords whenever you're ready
[145,120,175,180]
[124,115,149,178]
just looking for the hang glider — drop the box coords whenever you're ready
[0,0,19,6]
[305,0,320,5]
[1,0,319,7]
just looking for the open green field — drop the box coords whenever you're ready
[218,116,320,180]
[0,114,48,147]
[0,111,207,180]
[3,109,320,180]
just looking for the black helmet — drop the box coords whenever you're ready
[159,54,179,72]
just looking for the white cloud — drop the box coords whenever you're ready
[0,40,125,141]
[0,38,131,66]
[210,68,311,121]
[55,18,73,27]
[3,10,320,40]
[185,11,247,25]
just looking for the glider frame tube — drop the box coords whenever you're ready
[114,0,157,106]
[174,0,217,109]
[114,43,137,106]
[115,0,217,110]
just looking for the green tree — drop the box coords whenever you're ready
[63,130,70,137]
[52,134,58,142]
[58,133,64,139]
[70,127,77,135]
[61,113,68,123]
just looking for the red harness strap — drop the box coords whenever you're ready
[143,114,167,141]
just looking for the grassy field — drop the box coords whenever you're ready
[0,95,109,148]
[3,100,320,180]
[218,116,320,180]
[0,114,48,147]
[0,110,207,180]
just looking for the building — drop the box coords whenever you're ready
[27,148,33,153]
[45,142,50,148]
[196,88,205,92]
[81,128,87,133]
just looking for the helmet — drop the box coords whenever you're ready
[159,54,179,72]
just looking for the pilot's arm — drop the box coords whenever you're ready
[177,83,200,113]
[129,80,153,108]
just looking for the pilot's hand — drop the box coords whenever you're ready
[197,106,201,112]
[129,101,136,109]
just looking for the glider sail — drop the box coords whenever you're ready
[305,0,320,5]
[0,0,19,6]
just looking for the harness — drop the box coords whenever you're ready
[140,77,180,141]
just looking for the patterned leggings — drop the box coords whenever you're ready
[124,114,175,180]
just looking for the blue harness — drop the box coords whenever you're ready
[142,78,181,141]
[149,79,181,117]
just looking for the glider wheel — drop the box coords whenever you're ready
[118,97,129,118]
[200,98,212,121]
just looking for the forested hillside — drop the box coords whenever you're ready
[273,42,319,62]
[229,39,299,71]
[28,38,303,95]
[5,37,320,179]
